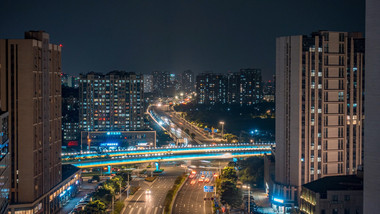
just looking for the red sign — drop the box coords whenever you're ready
[68,141,79,147]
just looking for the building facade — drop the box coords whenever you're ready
[196,73,228,105]
[143,74,153,93]
[263,77,275,102]
[364,0,380,212]
[300,175,362,214]
[0,111,10,213]
[181,70,195,94]
[152,71,173,97]
[81,130,156,150]
[274,31,365,209]
[62,86,80,145]
[79,71,144,132]
[227,69,262,105]
[0,31,63,212]
[61,73,79,88]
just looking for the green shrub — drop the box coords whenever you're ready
[114,201,124,214]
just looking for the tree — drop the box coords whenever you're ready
[114,201,125,213]
[224,134,238,143]
[82,200,107,213]
[220,179,242,208]
[237,157,264,188]
[221,167,238,183]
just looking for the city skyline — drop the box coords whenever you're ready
[0,0,364,80]
[0,1,378,213]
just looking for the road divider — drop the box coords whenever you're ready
[162,173,188,214]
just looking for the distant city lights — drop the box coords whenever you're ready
[107,131,121,135]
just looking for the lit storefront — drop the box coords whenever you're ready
[9,165,81,214]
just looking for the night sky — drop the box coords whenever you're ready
[0,0,364,80]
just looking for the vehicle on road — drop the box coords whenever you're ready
[190,180,196,185]
[146,189,151,194]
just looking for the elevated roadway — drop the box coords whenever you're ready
[62,143,273,168]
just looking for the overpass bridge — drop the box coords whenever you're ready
[62,143,274,168]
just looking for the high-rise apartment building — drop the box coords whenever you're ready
[152,71,172,96]
[364,0,380,212]
[181,70,195,94]
[62,86,80,145]
[79,71,144,132]
[143,74,154,93]
[61,73,79,88]
[263,76,275,102]
[227,69,262,105]
[0,31,64,212]
[274,31,364,210]
[196,73,228,105]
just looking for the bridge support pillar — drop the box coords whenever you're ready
[154,162,160,171]
[107,165,111,174]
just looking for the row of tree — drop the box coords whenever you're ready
[237,157,264,188]
[78,171,132,214]
[173,102,275,136]
[217,166,242,210]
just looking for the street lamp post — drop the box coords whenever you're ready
[80,131,83,154]
[243,185,251,213]
[248,186,251,213]
[219,121,225,139]
[119,181,122,202]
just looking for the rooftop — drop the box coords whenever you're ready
[303,175,363,194]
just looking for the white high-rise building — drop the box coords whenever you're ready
[274,31,365,211]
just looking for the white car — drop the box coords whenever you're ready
[146,189,151,194]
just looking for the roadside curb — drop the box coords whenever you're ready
[169,175,188,214]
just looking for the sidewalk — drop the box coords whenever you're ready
[251,188,275,214]
[58,179,99,214]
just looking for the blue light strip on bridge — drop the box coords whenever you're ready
[70,150,271,168]
[62,144,273,160]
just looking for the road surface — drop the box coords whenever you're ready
[172,169,216,214]
[123,166,184,214]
